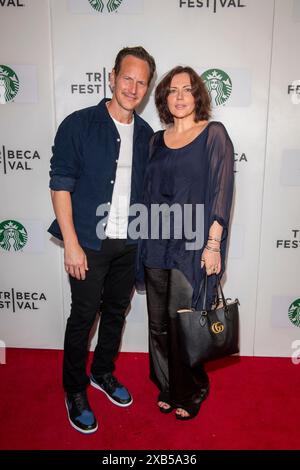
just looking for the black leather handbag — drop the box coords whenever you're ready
[176,276,239,367]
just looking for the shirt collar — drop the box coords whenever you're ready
[94,98,147,132]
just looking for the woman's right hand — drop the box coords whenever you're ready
[201,247,221,276]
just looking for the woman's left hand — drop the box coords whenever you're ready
[201,248,221,276]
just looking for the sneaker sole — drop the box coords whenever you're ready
[65,399,98,434]
[90,378,133,408]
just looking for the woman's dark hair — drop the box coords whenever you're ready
[155,66,211,124]
[113,46,156,85]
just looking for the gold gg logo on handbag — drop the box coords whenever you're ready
[211,322,224,334]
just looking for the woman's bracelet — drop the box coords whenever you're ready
[208,236,221,243]
[205,245,221,253]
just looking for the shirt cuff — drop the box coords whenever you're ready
[49,175,76,192]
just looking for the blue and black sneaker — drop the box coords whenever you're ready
[65,390,98,434]
[90,373,133,407]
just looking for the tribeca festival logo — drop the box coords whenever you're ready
[0,289,47,312]
[234,151,247,173]
[0,145,41,174]
[0,220,28,252]
[201,69,232,106]
[178,0,246,14]
[0,0,24,6]
[276,229,300,249]
[288,80,300,105]
[71,70,109,96]
[0,65,19,104]
[288,299,300,328]
[88,0,123,13]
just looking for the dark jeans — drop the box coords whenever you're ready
[145,267,209,410]
[63,239,137,393]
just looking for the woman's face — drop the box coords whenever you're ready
[167,72,196,120]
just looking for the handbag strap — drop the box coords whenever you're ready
[194,274,228,311]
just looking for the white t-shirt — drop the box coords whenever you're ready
[105,116,134,238]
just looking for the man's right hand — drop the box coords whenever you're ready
[64,242,89,280]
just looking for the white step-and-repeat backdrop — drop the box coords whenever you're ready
[0,0,299,357]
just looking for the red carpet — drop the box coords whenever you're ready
[0,349,299,450]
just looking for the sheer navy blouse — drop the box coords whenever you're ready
[140,121,234,307]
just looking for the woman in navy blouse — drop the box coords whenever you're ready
[141,66,234,420]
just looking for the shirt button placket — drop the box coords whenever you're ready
[116,137,120,163]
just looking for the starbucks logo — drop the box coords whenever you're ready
[88,0,123,13]
[288,299,300,328]
[0,65,19,104]
[201,69,232,106]
[0,220,28,252]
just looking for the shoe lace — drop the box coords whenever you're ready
[103,374,121,391]
[72,391,90,412]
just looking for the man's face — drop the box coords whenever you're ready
[110,55,150,112]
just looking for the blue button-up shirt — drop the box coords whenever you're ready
[48,98,153,250]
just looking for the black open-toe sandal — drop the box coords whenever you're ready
[175,403,200,420]
[157,391,174,414]
[158,402,174,414]
[175,385,209,421]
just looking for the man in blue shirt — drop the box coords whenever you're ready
[48,46,156,434]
